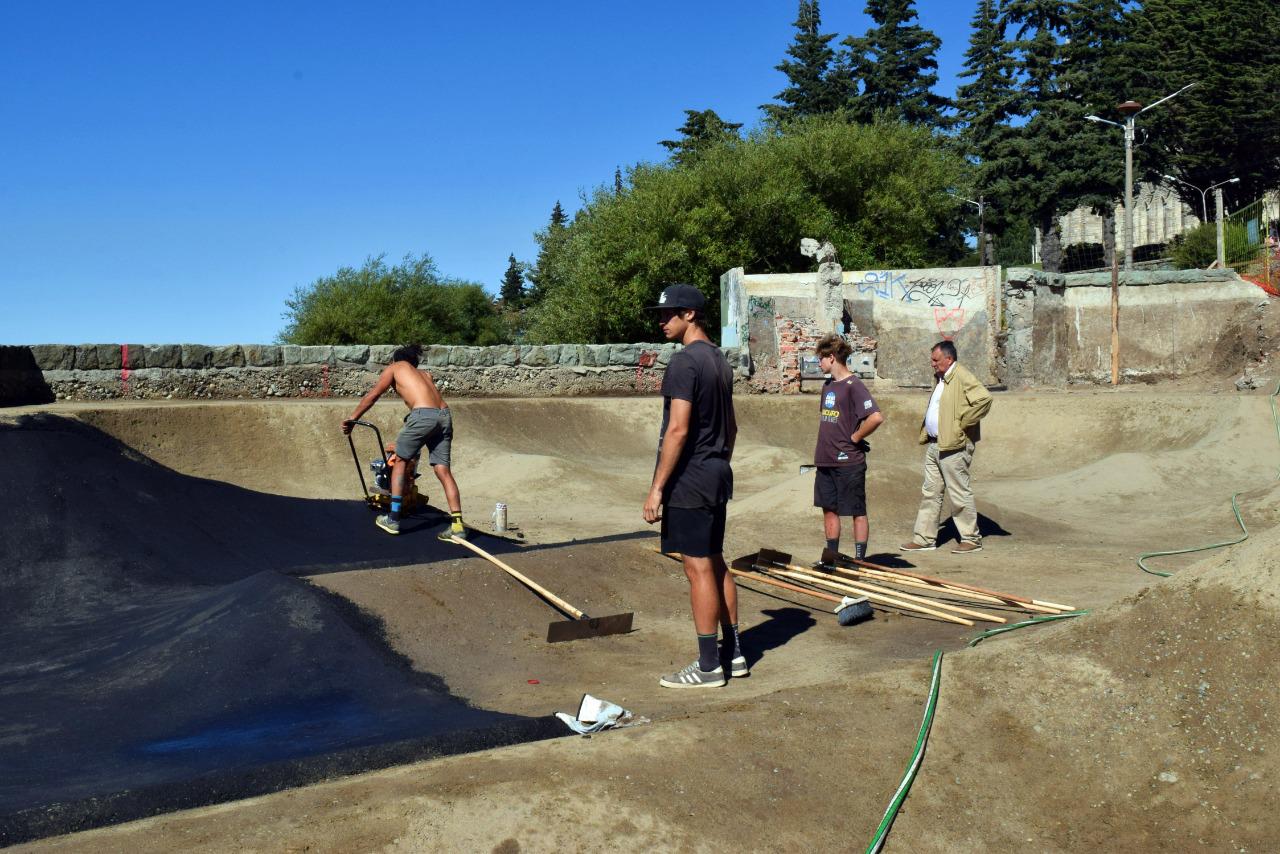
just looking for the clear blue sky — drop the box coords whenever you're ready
[1,2,974,344]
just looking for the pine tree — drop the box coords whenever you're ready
[527,203,570,306]
[659,109,744,167]
[844,0,950,128]
[1128,0,1280,207]
[954,0,1021,261]
[763,1,844,123]
[614,166,624,195]
[499,253,525,307]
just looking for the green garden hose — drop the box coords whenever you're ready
[1136,492,1248,578]
[865,650,943,854]
[966,611,1089,647]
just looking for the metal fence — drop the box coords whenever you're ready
[1225,192,1280,295]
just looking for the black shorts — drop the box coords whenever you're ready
[661,505,727,559]
[814,464,867,516]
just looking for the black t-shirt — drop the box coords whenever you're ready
[658,340,735,508]
[814,375,880,466]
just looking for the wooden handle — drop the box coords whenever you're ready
[450,536,585,619]
[849,557,1072,611]
[785,565,1004,624]
[766,567,974,626]
[729,568,845,604]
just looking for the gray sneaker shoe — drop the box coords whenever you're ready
[899,541,936,552]
[438,525,468,542]
[375,514,400,535]
[659,661,726,689]
[727,655,750,678]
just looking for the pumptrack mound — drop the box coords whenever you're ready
[0,415,561,846]
[4,390,1279,851]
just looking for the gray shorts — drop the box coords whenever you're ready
[395,407,453,467]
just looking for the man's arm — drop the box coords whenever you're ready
[958,370,993,428]
[341,365,395,434]
[643,398,692,524]
[852,410,884,444]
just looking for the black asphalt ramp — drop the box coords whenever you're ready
[0,416,563,846]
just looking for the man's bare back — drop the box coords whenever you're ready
[385,360,445,411]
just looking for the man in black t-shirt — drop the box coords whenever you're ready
[643,284,741,689]
[812,333,884,561]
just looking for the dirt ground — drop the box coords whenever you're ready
[9,382,1280,852]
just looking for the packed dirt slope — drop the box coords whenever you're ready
[7,387,1279,851]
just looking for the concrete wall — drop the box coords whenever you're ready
[723,265,1001,388]
[1002,268,1266,386]
[3,343,750,404]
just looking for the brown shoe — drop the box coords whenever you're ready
[899,542,937,552]
[951,542,983,554]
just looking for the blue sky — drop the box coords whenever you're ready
[1,2,975,344]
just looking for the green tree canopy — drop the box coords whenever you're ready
[279,253,509,346]
[499,253,526,307]
[526,115,969,344]
[660,109,745,167]
[844,0,950,128]
[763,1,845,123]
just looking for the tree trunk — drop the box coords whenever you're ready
[1040,218,1064,273]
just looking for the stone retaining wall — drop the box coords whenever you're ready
[7,343,751,403]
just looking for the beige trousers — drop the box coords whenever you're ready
[911,439,979,546]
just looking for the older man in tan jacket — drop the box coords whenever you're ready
[901,340,992,554]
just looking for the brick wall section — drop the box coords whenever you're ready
[11,343,752,402]
[748,313,878,394]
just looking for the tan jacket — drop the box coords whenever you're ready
[918,362,992,451]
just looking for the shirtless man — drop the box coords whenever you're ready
[341,344,466,540]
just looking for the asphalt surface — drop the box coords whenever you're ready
[0,415,561,845]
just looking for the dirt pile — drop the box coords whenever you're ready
[894,507,1280,852]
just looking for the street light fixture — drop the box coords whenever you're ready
[1161,174,1240,223]
[1085,82,1199,271]
[947,192,990,264]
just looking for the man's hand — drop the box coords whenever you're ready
[341,419,356,435]
[642,487,664,524]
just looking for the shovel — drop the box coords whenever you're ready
[449,536,634,643]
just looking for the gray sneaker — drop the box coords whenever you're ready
[659,661,726,689]
[438,525,468,542]
[375,514,400,535]
[727,655,750,678]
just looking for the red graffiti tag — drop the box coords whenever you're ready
[932,308,966,340]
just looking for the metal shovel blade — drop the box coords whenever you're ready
[546,612,634,643]
[757,547,794,569]
[730,552,761,572]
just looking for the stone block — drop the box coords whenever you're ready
[145,344,182,368]
[656,343,677,366]
[211,345,245,368]
[299,346,334,366]
[584,344,611,367]
[496,346,520,367]
[92,345,122,370]
[29,345,75,370]
[557,345,584,366]
[334,345,369,365]
[425,345,452,367]
[520,345,554,367]
[243,344,282,367]
[119,344,145,369]
[450,347,476,367]
[472,347,497,367]
[368,344,396,365]
[609,344,639,366]
[182,344,214,368]
[281,345,303,365]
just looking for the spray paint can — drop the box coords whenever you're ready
[492,502,508,532]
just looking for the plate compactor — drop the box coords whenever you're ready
[345,419,429,513]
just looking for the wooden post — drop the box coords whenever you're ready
[1111,255,1120,386]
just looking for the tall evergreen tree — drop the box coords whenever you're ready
[527,202,570,306]
[843,0,950,128]
[659,109,744,167]
[763,1,844,123]
[499,253,525,307]
[614,166,624,195]
[999,0,1073,270]
[954,0,1021,261]
[1128,0,1280,207]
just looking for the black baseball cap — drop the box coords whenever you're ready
[648,283,706,311]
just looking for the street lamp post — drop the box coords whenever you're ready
[1086,82,1198,271]
[948,192,989,264]
[1162,173,1240,225]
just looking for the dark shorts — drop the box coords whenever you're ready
[660,504,727,559]
[814,464,867,516]
[395,407,453,467]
